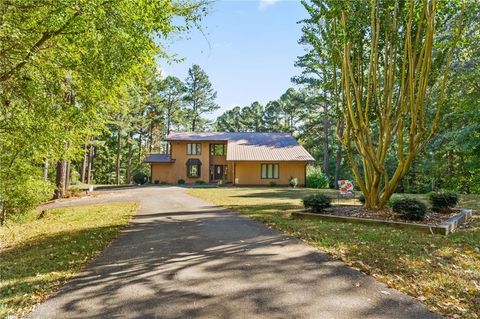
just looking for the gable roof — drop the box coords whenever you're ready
[166,132,315,162]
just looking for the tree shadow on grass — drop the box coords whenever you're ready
[231,189,322,200]
[24,209,439,319]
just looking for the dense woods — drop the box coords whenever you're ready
[0,0,478,223]
[0,0,209,224]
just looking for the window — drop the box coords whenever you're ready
[188,164,200,177]
[210,144,226,156]
[187,159,201,178]
[187,143,201,155]
[261,164,279,179]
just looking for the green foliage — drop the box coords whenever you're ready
[195,180,206,185]
[177,179,186,185]
[391,198,427,221]
[0,0,208,223]
[289,177,298,188]
[306,166,329,189]
[184,64,219,131]
[429,191,459,213]
[269,181,277,187]
[132,171,148,185]
[302,193,331,213]
[359,194,366,204]
[296,0,475,208]
[0,168,54,225]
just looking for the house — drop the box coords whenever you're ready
[144,132,315,186]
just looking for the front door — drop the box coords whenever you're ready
[213,165,224,180]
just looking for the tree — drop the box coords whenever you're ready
[184,65,219,131]
[0,0,207,223]
[311,0,468,208]
[215,106,245,132]
[159,76,187,135]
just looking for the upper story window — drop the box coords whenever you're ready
[210,144,226,156]
[261,163,279,179]
[187,143,201,155]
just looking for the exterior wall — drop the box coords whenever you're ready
[150,141,229,184]
[150,142,308,185]
[151,163,176,183]
[233,161,307,186]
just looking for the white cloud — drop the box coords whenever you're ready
[258,0,281,11]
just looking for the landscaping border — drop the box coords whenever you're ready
[291,208,473,235]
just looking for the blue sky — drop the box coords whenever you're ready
[160,0,307,118]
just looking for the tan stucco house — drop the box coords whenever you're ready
[144,132,315,186]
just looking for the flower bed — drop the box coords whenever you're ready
[321,205,457,225]
[292,208,473,235]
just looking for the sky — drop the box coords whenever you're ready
[160,0,307,119]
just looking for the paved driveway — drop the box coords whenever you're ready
[30,187,439,319]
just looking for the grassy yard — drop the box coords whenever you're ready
[188,187,480,318]
[0,203,138,318]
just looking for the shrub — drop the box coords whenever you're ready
[289,177,298,188]
[306,166,329,189]
[359,194,366,204]
[66,185,83,198]
[268,181,277,187]
[133,171,148,185]
[177,179,186,185]
[391,198,427,221]
[302,193,331,213]
[153,180,160,184]
[429,191,459,213]
[195,180,206,185]
[0,175,54,225]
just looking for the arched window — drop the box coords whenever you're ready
[186,159,202,178]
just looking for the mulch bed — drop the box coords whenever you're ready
[322,205,457,225]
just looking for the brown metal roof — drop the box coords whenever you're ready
[166,132,232,141]
[166,132,315,162]
[144,154,175,163]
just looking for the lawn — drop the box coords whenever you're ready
[0,203,138,318]
[188,187,480,319]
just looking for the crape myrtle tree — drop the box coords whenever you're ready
[301,0,469,208]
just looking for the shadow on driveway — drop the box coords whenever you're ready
[29,187,440,319]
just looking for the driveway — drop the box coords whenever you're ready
[30,186,439,319]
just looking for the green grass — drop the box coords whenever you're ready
[188,187,480,319]
[0,203,138,318]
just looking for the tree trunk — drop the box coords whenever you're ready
[0,207,5,226]
[334,121,344,189]
[167,113,172,136]
[43,159,49,181]
[138,130,142,162]
[126,132,133,184]
[149,121,155,152]
[54,160,67,199]
[80,144,88,183]
[322,101,329,176]
[191,116,197,132]
[65,161,70,190]
[191,100,198,131]
[116,128,121,185]
[87,145,94,184]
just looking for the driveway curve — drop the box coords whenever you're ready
[30,186,439,319]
